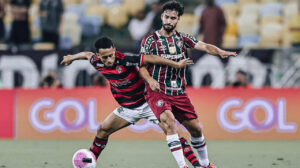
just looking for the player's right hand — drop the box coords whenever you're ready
[60,55,73,66]
[176,58,194,68]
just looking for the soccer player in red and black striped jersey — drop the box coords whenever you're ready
[61,37,194,167]
[140,1,237,168]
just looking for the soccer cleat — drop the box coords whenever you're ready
[201,163,216,168]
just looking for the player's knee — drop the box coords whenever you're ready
[189,126,202,137]
[96,125,111,138]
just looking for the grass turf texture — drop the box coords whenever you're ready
[0,140,299,168]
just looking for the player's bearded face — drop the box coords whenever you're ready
[161,10,179,33]
[98,47,116,67]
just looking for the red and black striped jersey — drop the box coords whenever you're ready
[140,30,198,96]
[89,52,146,109]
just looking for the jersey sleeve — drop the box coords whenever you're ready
[121,53,144,67]
[89,54,97,67]
[140,35,154,55]
[181,33,199,48]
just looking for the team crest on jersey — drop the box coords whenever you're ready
[176,40,183,49]
[116,65,123,73]
[156,100,164,107]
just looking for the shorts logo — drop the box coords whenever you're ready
[117,107,124,113]
[156,100,164,107]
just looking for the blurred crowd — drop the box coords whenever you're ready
[0,0,297,51]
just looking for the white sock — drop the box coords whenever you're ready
[166,134,187,168]
[191,135,209,167]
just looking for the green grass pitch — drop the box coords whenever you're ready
[0,140,299,168]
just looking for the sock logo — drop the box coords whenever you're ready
[183,147,190,152]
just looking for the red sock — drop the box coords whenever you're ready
[180,137,201,167]
[89,137,108,160]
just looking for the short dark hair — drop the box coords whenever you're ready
[94,37,115,52]
[162,1,184,17]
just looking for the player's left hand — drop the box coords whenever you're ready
[176,58,194,68]
[148,78,160,92]
[219,51,237,59]
[60,55,73,66]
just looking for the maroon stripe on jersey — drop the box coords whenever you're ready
[112,78,144,93]
[153,33,168,87]
[183,36,196,48]
[180,67,186,90]
[120,97,144,106]
[166,36,178,95]
[141,33,153,46]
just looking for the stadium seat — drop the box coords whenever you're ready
[283,2,298,23]
[237,35,260,47]
[225,16,238,36]
[107,6,128,29]
[100,0,123,8]
[62,13,80,24]
[81,0,98,6]
[238,14,259,35]
[65,4,86,18]
[85,5,108,24]
[80,15,102,37]
[238,0,258,7]
[0,44,8,50]
[177,14,198,35]
[282,24,292,47]
[123,0,145,16]
[216,0,238,6]
[241,3,260,16]
[33,43,55,50]
[222,3,239,18]
[260,22,283,47]
[222,35,237,48]
[64,0,80,7]
[60,23,82,48]
[260,2,283,17]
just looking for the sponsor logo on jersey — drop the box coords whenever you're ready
[111,79,132,87]
[126,62,139,66]
[96,63,104,67]
[161,53,185,60]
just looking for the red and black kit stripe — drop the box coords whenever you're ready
[89,52,145,109]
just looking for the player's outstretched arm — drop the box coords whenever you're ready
[143,54,193,69]
[139,66,160,92]
[194,41,237,59]
[60,52,94,66]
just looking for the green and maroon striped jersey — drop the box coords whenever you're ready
[141,30,198,96]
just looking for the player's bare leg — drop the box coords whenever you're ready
[182,119,215,168]
[90,112,131,160]
[160,110,188,168]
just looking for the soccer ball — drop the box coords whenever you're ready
[72,149,97,168]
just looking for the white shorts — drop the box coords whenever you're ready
[113,102,159,124]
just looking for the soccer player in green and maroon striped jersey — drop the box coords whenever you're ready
[140,1,237,168]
